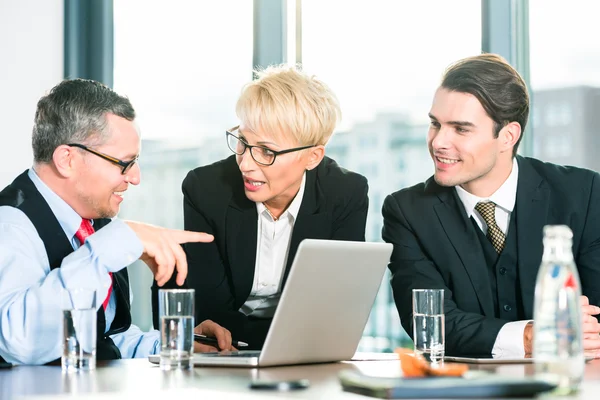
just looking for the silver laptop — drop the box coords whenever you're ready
[149,239,392,367]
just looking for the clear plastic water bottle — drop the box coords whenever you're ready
[533,225,584,393]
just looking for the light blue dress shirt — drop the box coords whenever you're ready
[0,169,160,364]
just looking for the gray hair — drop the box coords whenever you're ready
[32,79,136,163]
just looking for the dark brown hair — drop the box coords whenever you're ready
[441,53,529,156]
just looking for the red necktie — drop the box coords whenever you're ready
[75,219,113,311]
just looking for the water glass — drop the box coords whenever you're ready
[62,288,97,372]
[412,289,445,363]
[159,289,195,370]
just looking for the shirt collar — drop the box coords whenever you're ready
[455,157,519,218]
[256,172,306,221]
[28,168,84,240]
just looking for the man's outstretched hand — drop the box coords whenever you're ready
[125,221,213,286]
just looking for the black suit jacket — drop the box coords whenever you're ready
[382,156,600,356]
[153,155,368,348]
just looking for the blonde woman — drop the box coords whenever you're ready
[153,65,368,349]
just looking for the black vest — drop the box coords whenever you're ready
[471,207,525,321]
[0,170,132,362]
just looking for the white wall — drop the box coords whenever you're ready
[0,0,63,187]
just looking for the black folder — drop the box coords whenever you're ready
[339,370,556,398]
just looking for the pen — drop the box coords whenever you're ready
[194,333,249,349]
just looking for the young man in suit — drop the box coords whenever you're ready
[382,53,600,358]
[0,79,233,365]
[153,65,369,349]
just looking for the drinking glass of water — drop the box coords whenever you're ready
[412,289,445,364]
[62,288,97,372]
[158,289,195,370]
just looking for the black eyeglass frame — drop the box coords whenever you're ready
[225,125,316,166]
[67,143,139,174]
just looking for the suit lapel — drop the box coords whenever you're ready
[282,169,331,286]
[433,185,495,317]
[226,187,258,303]
[515,156,549,318]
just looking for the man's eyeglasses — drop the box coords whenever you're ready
[68,143,139,174]
[226,126,316,166]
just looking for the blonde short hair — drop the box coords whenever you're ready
[236,64,341,146]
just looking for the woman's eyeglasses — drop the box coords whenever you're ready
[225,126,315,166]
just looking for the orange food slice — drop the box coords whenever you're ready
[394,348,468,377]
[428,362,469,377]
[394,348,428,377]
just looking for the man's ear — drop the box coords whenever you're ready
[499,121,521,154]
[52,145,78,178]
[305,145,325,171]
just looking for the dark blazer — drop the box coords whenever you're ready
[153,155,368,348]
[382,156,600,356]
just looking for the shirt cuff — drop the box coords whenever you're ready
[85,219,143,272]
[492,320,532,358]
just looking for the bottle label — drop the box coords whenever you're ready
[534,264,583,359]
[564,273,577,289]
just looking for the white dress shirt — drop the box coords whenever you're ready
[239,173,306,318]
[455,158,531,358]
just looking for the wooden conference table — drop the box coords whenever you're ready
[2,354,600,399]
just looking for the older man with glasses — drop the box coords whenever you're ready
[0,79,235,365]
[152,65,369,349]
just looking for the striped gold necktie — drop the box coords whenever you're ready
[475,201,506,253]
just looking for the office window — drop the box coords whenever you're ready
[114,1,252,229]
[302,0,481,351]
[532,107,540,129]
[544,134,572,159]
[359,136,378,148]
[529,0,600,171]
[113,1,253,330]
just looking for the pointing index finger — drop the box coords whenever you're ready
[169,230,214,244]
